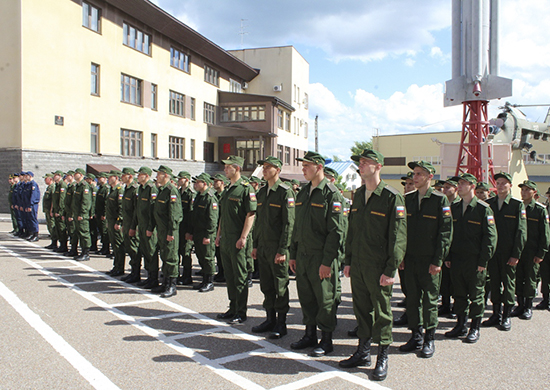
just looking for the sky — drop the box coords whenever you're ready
[153,0,550,160]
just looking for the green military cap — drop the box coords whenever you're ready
[177,171,191,179]
[122,167,136,175]
[324,166,339,178]
[249,175,262,184]
[153,165,173,175]
[138,166,152,176]
[213,173,229,184]
[494,171,512,183]
[74,168,86,175]
[222,155,245,168]
[291,179,300,186]
[518,180,538,192]
[408,160,435,175]
[350,149,384,166]
[444,176,459,186]
[476,182,491,191]
[401,172,414,181]
[98,172,109,178]
[53,170,64,176]
[193,172,212,184]
[458,173,477,184]
[85,173,96,180]
[433,179,445,187]
[43,173,54,178]
[258,156,282,169]
[297,151,326,166]
[107,170,122,177]
[65,170,75,176]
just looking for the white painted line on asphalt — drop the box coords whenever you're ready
[89,288,132,294]
[213,349,271,365]
[111,299,156,307]
[166,326,227,340]
[0,281,120,390]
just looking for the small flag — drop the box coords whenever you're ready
[488,215,495,225]
[250,193,257,202]
[396,205,406,219]
[333,202,342,213]
[288,198,295,207]
[442,206,451,217]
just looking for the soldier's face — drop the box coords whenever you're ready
[108,176,118,186]
[301,162,320,181]
[358,158,380,179]
[475,188,489,200]
[137,173,148,185]
[156,172,169,185]
[213,180,223,191]
[262,163,279,182]
[224,164,238,179]
[457,180,474,198]
[98,177,107,185]
[495,178,511,196]
[520,186,536,202]
[74,173,83,181]
[194,180,207,193]
[443,183,456,197]
[413,168,432,189]
[53,174,61,183]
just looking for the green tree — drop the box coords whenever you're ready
[350,140,373,156]
[332,155,342,162]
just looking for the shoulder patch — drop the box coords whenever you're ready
[521,209,527,219]
[442,206,451,218]
[546,214,549,224]
[287,197,295,208]
[432,190,445,197]
[535,201,546,209]
[212,202,218,210]
[477,199,490,208]
[396,205,406,218]
[279,182,290,190]
[332,201,342,213]
[249,192,257,202]
[384,185,401,195]
[487,215,495,225]
[326,182,338,193]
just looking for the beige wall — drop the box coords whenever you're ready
[0,0,22,149]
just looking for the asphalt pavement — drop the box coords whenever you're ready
[1,221,549,390]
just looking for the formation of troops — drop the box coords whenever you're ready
[6,150,550,382]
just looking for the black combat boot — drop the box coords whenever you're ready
[519,298,533,320]
[99,245,110,256]
[193,275,206,290]
[27,233,39,242]
[252,309,276,333]
[482,303,502,327]
[535,294,549,310]
[393,311,408,326]
[372,344,389,381]
[75,248,90,261]
[199,275,214,292]
[420,328,436,358]
[399,326,423,352]
[45,240,57,250]
[348,325,359,337]
[498,305,512,331]
[339,338,372,368]
[151,276,167,293]
[290,325,318,350]
[89,241,98,253]
[125,265,141,283]
[465,317,481,343]
[142,272,159,289]
[160,277,177,298]
[511,296,525,317]
[55,242,68,253]
[269,312,288,339]
[310,331,333,357]
[438,296,452,316]
[444,315,467,338]
[64,245,78,257]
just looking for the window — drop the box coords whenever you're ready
[91,63,99,95]
[82,1,101,33]
[190,139,195,160]
[120,129,142,157]
[204,102,215,124]
[170,47,190,73]
[412,156,441,165]
[169,90,185,117]
[304,122,308,138]
[169,136,185,159]
[204,65,219,86]
[91,124,99,153]
[123,22,151,55]
[303,93,309,109]
[293,85,297,102]
[277,145,283,161]
[151,84,157,110]
[120,74,142,106]
[151,133,157,158]
[285,112,291,132]
[190,98,195,120]
[285,147,291,165]
[277,109,283,129]
[230,79,242,93]
[221,106,266,122]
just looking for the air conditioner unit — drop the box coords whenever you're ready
[273,85,282,92]
[242,82,248,90]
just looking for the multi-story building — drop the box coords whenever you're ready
[0,0,309,212]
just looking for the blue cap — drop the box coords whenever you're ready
[27,171,34,177]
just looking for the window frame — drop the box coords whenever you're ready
[204,65,220,86]
[91,123,99,154]
[203,102,215,124]
[82,1,101,33]
[122,22,151,56]
[170,47,190,73]
[120,129,143,157]
[169,90,186,117]
[91,63,100,96]
[169,136,185,160]
[120,73,142,106]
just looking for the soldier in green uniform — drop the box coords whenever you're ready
[398,161,452,358]
[186,173,218,293]
[8,174,18,235]
[147,165,183,298]
[290,179,300,193]
[483,172,527,331]
[72,168,93,261]
[63,171,78,257]
[247,175,263,283]
[132,167,159,289]
[105,171,125,277]
[475,182,491,201]
[213,174,228,282]
[51,171,68,253]
[95,173,110,256]
[177,171,196,285]
[444,173,498,343]
[401,171,415,194]
[215,156,257,323]
[289,151,344,358]
[120,168,141,283]
[85,173,98,253]
[251,157,295,339]
[43,173,57,250]
[338,150,406,382]
[510,180,550,319]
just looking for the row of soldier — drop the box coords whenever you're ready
[7,150,550,382]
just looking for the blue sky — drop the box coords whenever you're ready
[153,0,550,159]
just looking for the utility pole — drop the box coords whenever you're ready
[315,115,319,152]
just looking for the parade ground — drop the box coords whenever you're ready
[0,220,549,390]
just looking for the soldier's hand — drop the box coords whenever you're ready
[146,230,153,237]
[319,264,331,280]
[55,213,59,217]
[398,261,405,270]
[534,256,544,264]
[344,265,351,278]
[101,216,105,221]
[236,237,246,249]
[289,259,296,273]
[251,248,257,260]
[445,261,451,269]
[428,264,441,275]
[128,229,136,237]
[77,216,83,221]
[477,266,486,272]
[167,235,174,242]
[203,237,210,245]
[114,224,120,231]
[215,235,221,247]
[275,253,286,264]
[507,257,519,266]
[379,274,395,286]
[68,217,73,222]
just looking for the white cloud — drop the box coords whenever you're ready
[404,58,416,67]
